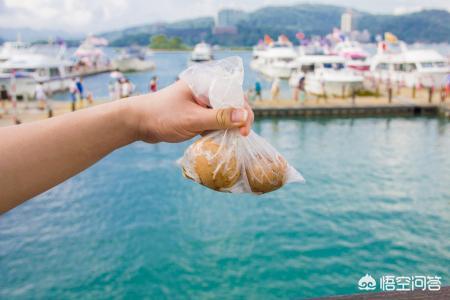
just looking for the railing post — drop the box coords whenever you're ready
[352,89,356,105]
[388,87,392,103]
[428,87,433,103]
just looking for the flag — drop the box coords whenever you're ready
[384,32,398,44]
[264,34,273,45]
[279,34,290,44]
[296,32,305,40]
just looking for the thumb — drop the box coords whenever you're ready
[196,107,248,131]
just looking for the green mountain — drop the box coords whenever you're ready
[100,5,450,47]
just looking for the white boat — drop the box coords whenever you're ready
[0,41,31,63]
[333,40,370,72]
[0,53,74,100]
[250,43,266,70]
[112,46,155,72]
[254,42,298,79]
[291,55,364,96]
[189,42,213,64]
[369,42,450,88]
[74,35,110,74]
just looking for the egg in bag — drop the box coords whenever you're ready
[179,56,304,194]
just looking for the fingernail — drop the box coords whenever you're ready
[231,109,248,123]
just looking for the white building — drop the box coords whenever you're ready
[341,11,352,33]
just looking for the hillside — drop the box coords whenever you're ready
[2,4,449,46]
[100,5,450,46]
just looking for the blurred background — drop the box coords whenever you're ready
[0,1,449,299]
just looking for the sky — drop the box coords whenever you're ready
[1,0,450,34]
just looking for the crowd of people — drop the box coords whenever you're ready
[108,75,158,100]
[247,76,306,103]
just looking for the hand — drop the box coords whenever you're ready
[130,80,254,143]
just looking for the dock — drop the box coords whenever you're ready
[0,86,449,127]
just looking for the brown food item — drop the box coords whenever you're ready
[246,155,287,193]
[193,138,240,191]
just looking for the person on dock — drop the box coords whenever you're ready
[76,77,85,107]
[149,76,158,93]
[69,78,78,111]
[255,81,262,101]
[0,80,254,213]
[271,78,280,101]
[35,82,47,110]
[1,85,10,116]
[121,78,134,98]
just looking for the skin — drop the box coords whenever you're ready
[0,80,254,214]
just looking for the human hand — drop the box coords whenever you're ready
[130,80,254,143]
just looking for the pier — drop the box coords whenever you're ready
[0,86,449,127]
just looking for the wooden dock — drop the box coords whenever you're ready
[0,90,449,127]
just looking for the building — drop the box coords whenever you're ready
[213,9,246,35]
[341,11,352,33]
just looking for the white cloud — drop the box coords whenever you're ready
[0,0,449,34]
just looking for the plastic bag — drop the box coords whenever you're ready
[179,56,304,194]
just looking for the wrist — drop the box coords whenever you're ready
[113,98,142,144]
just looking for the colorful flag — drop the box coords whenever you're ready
[384,32,398,44]
[264,34,273,45]
[296,32,305,40]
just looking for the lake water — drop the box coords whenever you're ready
[3,46,450,298]
[1,116,449,299]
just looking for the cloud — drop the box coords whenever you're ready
[0,0,449,34]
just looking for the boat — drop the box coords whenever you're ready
[189,42,213,64]
[290,55,364,96]
[74,35,111,75]
[333,40,370,72]
[250,43,266,70]
[0,53,75,100]
[0,41,31,63]
[254,42,298,79]
[369,42,450,88]
[112,46,155,72]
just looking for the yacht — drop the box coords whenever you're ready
[255,42,298,79]
[250,43,267,70]
[0,41,31,63]
[74,35,111,74]
[333,40,370,72]
[369,42,450,88]
[290,55,364,96]
[112,46,155,72]
[0,53,74,100]
[189,42,213,64]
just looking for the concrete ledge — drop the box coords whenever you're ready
[253,104,446,118]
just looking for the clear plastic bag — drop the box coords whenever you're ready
[179,56,304,194]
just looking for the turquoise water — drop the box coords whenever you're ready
[1,117,449,299]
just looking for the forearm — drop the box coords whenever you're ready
[0,98,139,213]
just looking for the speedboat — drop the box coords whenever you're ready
[189,42,213,64]
[0,53,74,100]
[369,42,450,88]
[333,40,370,72]
[290,55,363,96]
[112,46,155,72]
[256,42,298,79]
